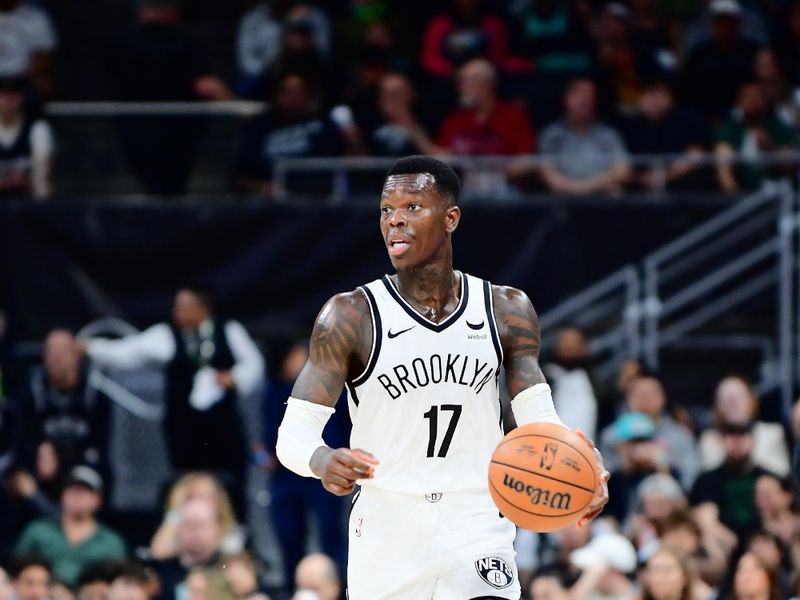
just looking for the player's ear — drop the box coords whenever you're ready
[445,205,461,233]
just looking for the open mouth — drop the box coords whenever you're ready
[388,239,411,256]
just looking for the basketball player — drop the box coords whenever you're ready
[276,156,609,599]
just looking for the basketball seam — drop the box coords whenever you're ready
[488,479,589,519]
[490,460,596,493]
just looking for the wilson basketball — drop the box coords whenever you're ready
[488,422,598,532]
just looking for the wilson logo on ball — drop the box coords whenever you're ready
[475,556,513,589]
[502,473,572,511]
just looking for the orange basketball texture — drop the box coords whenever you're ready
[488,422,598,532]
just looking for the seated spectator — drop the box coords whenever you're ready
[539,78,631,196]
[568,533,638,600]
[0,76,52,200]
[715,81,797,193]
[268,5,334,91]
[10,555,50,600]
[626,474,686,555]
[691,420,774,539]
[620,78,711,191]
[681,0,759,119]
[515,521,590,588]
[659,510,732,587]
[18,329,110,477]
[420,0,528,79]
[542,326,597,439]
[728,552,782,600]
[154,499,224,600]
[76,561,119,600]
[108,573,150,600]
[528,566,570,600]
[600,374,699,489]
[745,530,792,597]
[507,0,593,77]
[605,412,671,524]
[220,553,270,600]
[360,72,438,156]
[185,568,235,600]
[15,466,126,587]
[595,3,669,113]
[700,375,790,477]
[640,546,712,600]
[49,579,74,600]
[755,473,800,547]
[236,72,347,198]
[754,48,795,127]
[150,472,244,560]
[294,554,340,600]
[0,0,57,96]
[106,0,233,195]
[436,58,535,156]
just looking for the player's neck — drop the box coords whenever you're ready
[394,258,459,316]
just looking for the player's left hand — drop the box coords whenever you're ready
[574,429,609,528]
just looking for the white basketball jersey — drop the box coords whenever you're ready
[346,271,504,495]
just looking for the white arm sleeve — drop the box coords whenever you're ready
[87,323,175,370]
[225,320,265,396]
[511,383,566,427]
[276,397,335,478]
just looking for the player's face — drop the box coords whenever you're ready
[379,176,460,270]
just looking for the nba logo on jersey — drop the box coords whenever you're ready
[474,556,514,589]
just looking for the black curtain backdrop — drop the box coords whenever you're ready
[0,200,722,342]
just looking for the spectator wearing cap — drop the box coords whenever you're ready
[605,412,671,524]
[0,0,57,96]
[568,533,638,600]
[9,555,51,600]
[691,418,775,539]
[714,80,797,194]
[700,375,790,477]
[0,76,52,200]
[600,375,699,489]
[14,466,126,587]
[538,78,631,196]
[619,78,712,191]
[681,0,760,119]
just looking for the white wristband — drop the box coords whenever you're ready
[276,397,335,478]
[511,383,565,427]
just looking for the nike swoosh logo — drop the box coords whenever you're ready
[387,326,415,339]
[466,320,485,330]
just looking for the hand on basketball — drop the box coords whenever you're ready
[574,430,610,528]
[311,447,379,496]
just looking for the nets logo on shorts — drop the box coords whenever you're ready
[475,556,514,589]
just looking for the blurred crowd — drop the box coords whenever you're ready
[3,0,800,199]
[0,289,799,600]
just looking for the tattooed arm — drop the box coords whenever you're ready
[281,291,378,495]
[493,285,609,525]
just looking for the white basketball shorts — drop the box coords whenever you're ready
[347,486,520,599]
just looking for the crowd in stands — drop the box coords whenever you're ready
[4,0,800,198]
[0,287,797,599]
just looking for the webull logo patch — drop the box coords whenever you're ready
[502,473,572,511]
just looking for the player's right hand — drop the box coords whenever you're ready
[311,447,379,496]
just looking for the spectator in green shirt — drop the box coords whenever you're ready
[715,80,797,193]
[15,466,126,587]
